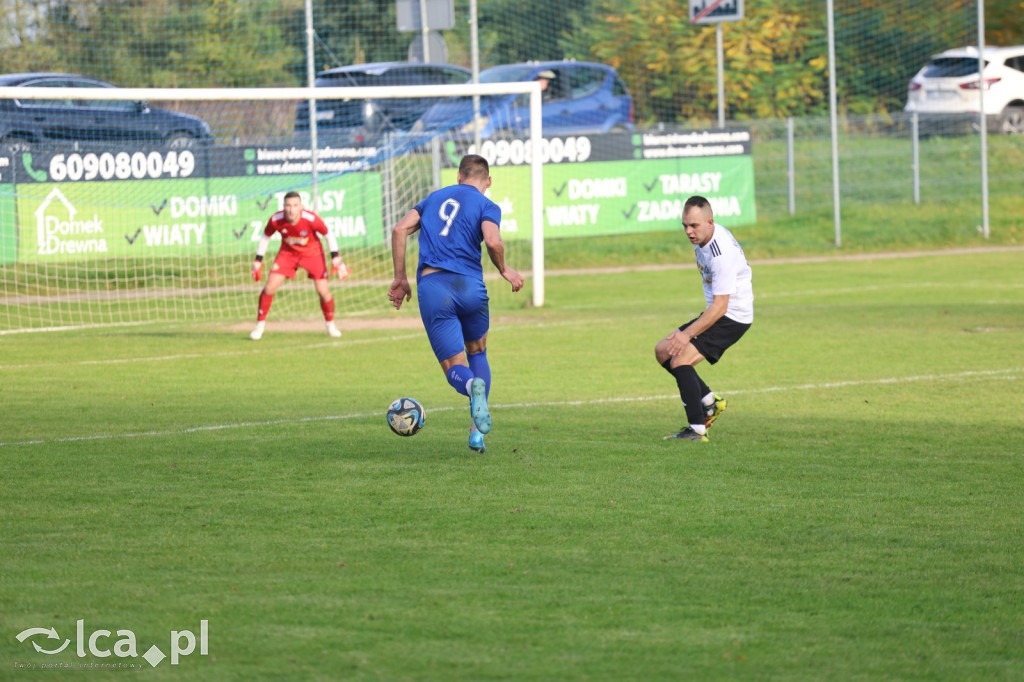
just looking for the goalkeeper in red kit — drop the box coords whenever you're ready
[249,191,351,340]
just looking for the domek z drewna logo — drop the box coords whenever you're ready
[35,187,108,256]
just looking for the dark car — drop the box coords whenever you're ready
[414,61,634,138]
[0,72,213,151]
[295,61,472,144]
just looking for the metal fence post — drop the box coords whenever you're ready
[912,113,920,205]
[787,117,796,215]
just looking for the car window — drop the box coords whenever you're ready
[923,58,985,78]
[315,66,468,88]
[17,79,76,108]
[544,68,571,102]
[1005,56,1024,73]
[612,76,629,97]
[381,68,427,86]
[438,67,471,84]
[71,80,135,111]
[316,71,372,87]
[480,65,535,84]
[568,67,606,100]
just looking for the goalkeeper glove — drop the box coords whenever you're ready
[251,259,263,282]
[331,256,351,281]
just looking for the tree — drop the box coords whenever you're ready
[564,0,828,123]
[565,0,982,124]
[986,0,1024,45]
[279,0,408,82]
[1,0,301,87]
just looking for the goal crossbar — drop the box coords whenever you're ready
[0,82,542,102]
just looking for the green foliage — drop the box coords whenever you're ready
[0,0,992,122]
[564,0,982,123]
[0,0,303,87]
[988,0,1024,45]
[475,0,580,65]
[280,0,406,81]
[833,0,977,116]
[565,0,832,122]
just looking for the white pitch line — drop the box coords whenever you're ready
[0,368,1018,449]
[0,318,614,371]
[0,333,424,370]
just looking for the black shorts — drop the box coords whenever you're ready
[679,315,750,364]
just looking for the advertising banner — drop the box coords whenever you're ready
[441,129,756,240]
[10,159,383,263]
[8,145,380,184]
[2,129,754,263]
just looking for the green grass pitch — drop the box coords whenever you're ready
[1,250,1022,680]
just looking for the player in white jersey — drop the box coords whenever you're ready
[654,195,754,442]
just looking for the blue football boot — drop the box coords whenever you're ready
[469,377,491,434]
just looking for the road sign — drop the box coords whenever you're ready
[408,31,448,63]
[397,0,454,32]
[691,0,743,24]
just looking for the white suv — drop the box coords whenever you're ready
[905,45,1024,134]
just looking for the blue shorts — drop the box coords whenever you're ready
[417,271,490,362]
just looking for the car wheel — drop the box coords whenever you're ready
[997,107,1024,135]
[2,136,32,152]
[164,133,197,149]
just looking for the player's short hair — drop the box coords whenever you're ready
[284,191,301,201]
[458,154,490,182]
[684,195,711,214]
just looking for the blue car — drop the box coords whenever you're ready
[414,61,634,138]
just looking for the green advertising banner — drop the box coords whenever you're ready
[14,172,383,263]
[0,191,15,266]
[5,130,754,264]
[442,154,756,241]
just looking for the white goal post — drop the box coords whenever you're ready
[0,81,544,333]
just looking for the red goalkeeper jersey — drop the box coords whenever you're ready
[263,209,329,257]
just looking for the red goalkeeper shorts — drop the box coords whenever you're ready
[271,249,328,280]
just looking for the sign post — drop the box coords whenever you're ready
[691,0,744,128]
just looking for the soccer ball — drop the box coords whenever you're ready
[386,397,425,437]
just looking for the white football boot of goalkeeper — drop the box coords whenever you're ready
[250,320,266,341]
[326,321,342,338]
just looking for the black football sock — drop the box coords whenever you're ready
[697,375,711,399]
[669,364,707,427]
[663,360,710,397]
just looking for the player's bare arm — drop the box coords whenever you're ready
[388,209,422,309]
[666,294,730,357]
[482,221,524,292]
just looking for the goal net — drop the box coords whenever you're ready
[0,82,543,333]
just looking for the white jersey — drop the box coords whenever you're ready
[694,223,754,324]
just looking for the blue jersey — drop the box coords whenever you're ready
[414,184,501,280]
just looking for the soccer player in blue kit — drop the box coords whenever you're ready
[388,154,524,453]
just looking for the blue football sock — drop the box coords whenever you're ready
[467,350,491,398]
[446,364,475,397]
